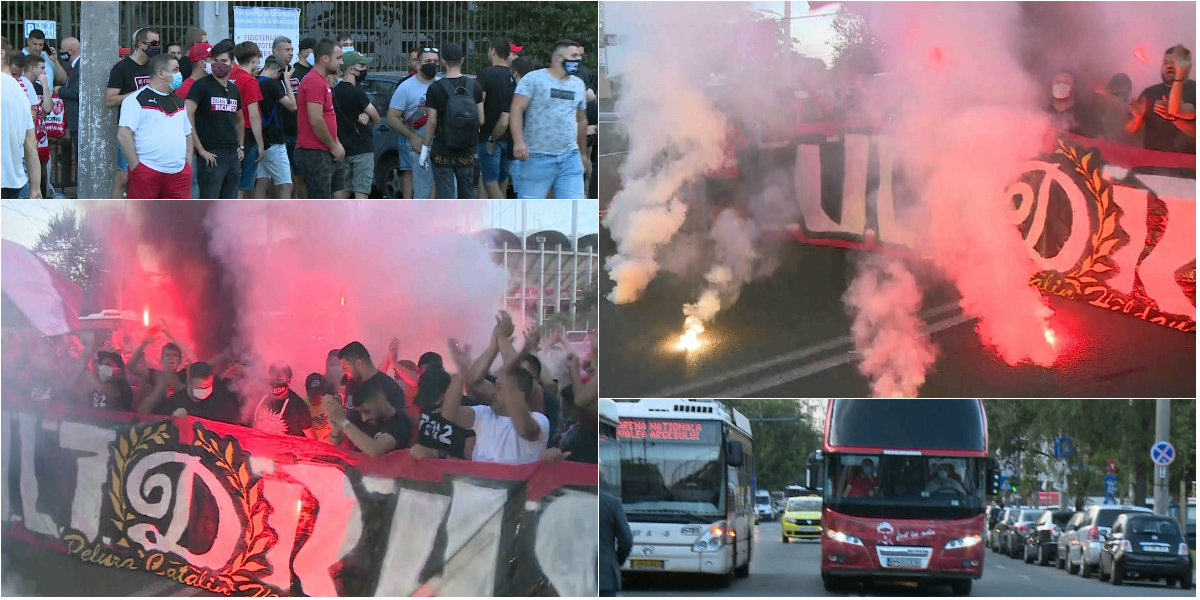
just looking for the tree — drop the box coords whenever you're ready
[471,1,598,70]
[724,399,823,491]
[33,208,103,296]
[827,7,882,76]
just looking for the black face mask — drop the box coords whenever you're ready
[146,45,161,58]
[59,52,71,62]
[420,63,438,79]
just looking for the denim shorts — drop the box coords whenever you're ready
[477,140,511,183]
[397,136,413,171]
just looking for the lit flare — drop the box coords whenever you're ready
[676,316,706,352]
[143,309,150,327]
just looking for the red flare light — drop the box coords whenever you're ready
[1044,327,1057,347]
[143,308,150,327]
[1134,45,1149,64]
[340,296,345,307]
[930,46,944,65]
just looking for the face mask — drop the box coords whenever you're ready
[938,470,948,480]
[169,72,183,89]
[59,52,70,62]
[302,54,312,66]
[271,384,289,397]
[1052,82,1071,99]
[210,61,231,78]
[342,46,355,54]
[98,365,114,381]
[192,387,212,400]
[420,63,438,79]
[146,44,161,58]
[563,58,582,74]
[204,61,212,74]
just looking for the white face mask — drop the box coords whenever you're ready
[938,470,949,480]
[1052,82,1071,99]
[342,45,355,54]
[98,365,114,382]
[204,61,212,75]
[192,387,212,400]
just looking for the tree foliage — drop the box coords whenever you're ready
[33,208,103,294]
[725,399,823,491]
[471,1,598,70]
[827,7,882,76]
[984,399,1194,510]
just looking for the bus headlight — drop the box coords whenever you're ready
[825,529,864,547]
[692,522,727,552]
[944,535,982,550]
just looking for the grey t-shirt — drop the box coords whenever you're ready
[514,68,585,157]
[388,75,434,140]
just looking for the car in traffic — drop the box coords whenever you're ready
[756,489,777,522]
[1098,513,1193,588]
[1024,509,1075,566]
[780,495,822,542]
[1003,508,1041,559]
[356,71,482,199]
[1056,511,1086,569]
[989,506,1027,553]
[1063,504,1153,578]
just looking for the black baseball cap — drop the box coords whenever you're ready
[97,350,125,369]
[299,37,317,51]
[418,351,443,369]
[442,42,463,61]
[305,372,324,393]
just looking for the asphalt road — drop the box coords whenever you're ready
[620,520,1195,596]
[597,120,1196,399]
[1,538,219,597]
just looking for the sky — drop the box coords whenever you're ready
[0,200,599,250]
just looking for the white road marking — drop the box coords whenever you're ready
[651,301,966,397]
[599,150,629,158]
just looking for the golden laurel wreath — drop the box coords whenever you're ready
[108,421,172,548]
[1054,139,1122,293]
[191,426,278,594]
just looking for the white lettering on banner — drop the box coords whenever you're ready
[874,135,916,248]
[842,134,870,236]
[60,421,117,542]
[374,488,452,595]
[439,481,507,597]
[535,490,600,597]
[233,7,301,68]
[18,412,59,536]
[24,20,57,40]
[1139,199,1195,319]
[280,462,363,597]
[260,476,303,590]
[1008,161,1091,273]
[125,451,240,570]
[1107,184,1150,296]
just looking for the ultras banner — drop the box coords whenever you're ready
[725,130,1196,332]
[1,401,598,596]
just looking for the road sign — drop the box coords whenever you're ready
[1159,466,1168,480]
[1104,475,1118,498]
[24,20,57,40]
[1150,441,1175,465]
[1107,459,1117,474]
[1054,436,1073,459]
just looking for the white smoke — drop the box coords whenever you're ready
[844,255,937,398]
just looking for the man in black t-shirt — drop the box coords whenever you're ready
[339,341,407,412]
[251,363,312,437]
[477,37,516,199]
[332,51,378,199]
[106,27,159,198]
[1128,45,1197,154]
[254,56,296,198]
[167,362,242,425]
[86,351,134,412]
[421,43,483,199]
[410,366,475,459]
[186,41,244,198]
[323,377,411,457]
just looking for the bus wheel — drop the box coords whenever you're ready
[822,575,841,591]
[950,579,972,595]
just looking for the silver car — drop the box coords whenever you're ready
[1064,504,1153,578]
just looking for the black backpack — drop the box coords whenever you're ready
[437,77,478,151]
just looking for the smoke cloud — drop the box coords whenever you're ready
[844,255,936,398]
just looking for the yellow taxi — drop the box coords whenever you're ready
[781,495,823,542]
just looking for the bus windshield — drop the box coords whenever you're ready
[618,418,725,519]
[825,453,986,519]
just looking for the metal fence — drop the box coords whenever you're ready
[3,1,526,73]
[490,243,599,333]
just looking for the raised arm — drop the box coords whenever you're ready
[499,328,542,442]
[439,371,473,430]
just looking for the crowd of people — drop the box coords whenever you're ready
[1,25,599,199]
[2,310,599,467]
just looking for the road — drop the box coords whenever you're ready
[1,537,219,597]
[620,520,1195,596]
[598,120,1196,399]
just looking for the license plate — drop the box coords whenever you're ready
[886,557,922,568]
[799,526,820,532]
[1142,545,1169,553]
[630,559,664,569]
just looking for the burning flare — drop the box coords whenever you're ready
[1043,327,1057,348]
[143,308,150,327]
[676,315,706,352]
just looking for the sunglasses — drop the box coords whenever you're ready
[422,47,439,53]
[144,40,160,47]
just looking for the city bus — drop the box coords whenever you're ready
[809,399,1001,595]
[616,399,755,584]
[599,399,620,497]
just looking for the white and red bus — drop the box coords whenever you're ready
[812,399,1001,595]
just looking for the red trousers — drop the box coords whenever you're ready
[127,162,192,198]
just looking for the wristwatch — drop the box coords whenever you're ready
[341,417,351,428]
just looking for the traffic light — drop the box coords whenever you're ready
[987,465,1002,495]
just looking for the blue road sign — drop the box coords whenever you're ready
[1151,441,1176,466]
[1054,436,1073,459]
[1104,475,1118,498]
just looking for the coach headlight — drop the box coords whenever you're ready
[944,534,982,550]
[692,522,727,552]
[825,528,864,547]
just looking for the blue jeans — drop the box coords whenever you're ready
[478,140,510,183]
[408,148,434,198]
[516,149,584,199]
[239,142,259,191]
[196,149,242,199]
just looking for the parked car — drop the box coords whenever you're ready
[1004,508,1042,559]
[1025,509,1075,566]
[990,507,1026,553]
[1056,511,1086,569]
[357,71,484,199]
[1064,504,1153,578]
[755,490,777,522]
[1099,513,1193,588]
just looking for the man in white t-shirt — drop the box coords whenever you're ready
[2,38,41,198]
[442,328,548,465]
[117,54,193,198]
